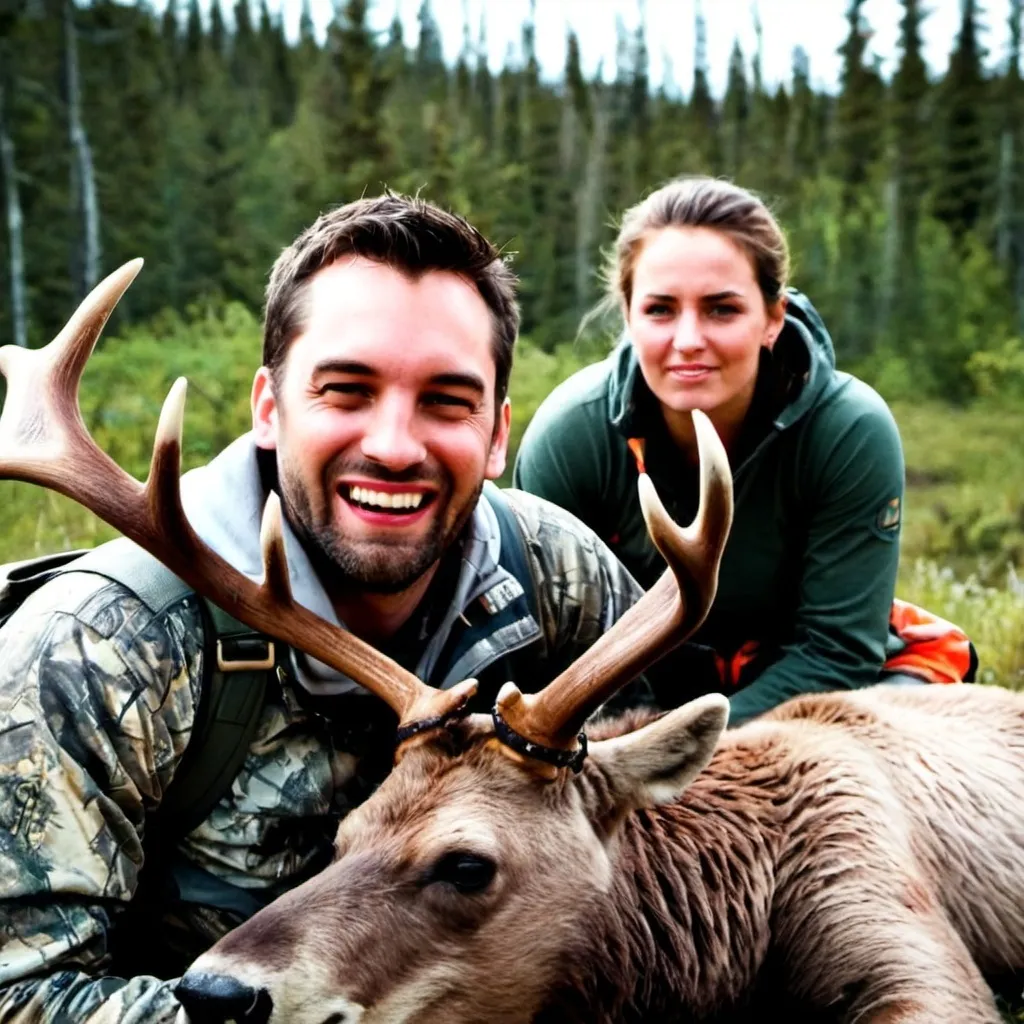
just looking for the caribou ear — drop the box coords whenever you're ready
[588,694,729,808]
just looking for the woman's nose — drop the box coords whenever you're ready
[174,971,273,1024]
[671,311,704,353]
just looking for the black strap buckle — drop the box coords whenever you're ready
[491,706,588,774]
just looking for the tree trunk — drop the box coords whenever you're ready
[575,94,609,319]
[0,82,28,348]
[879,168,899,339]
[65,0,101,295]
[996,128,1014,266]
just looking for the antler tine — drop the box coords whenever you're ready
[495,410,734,757]
[0,260,144,499]
[0,261,476,741]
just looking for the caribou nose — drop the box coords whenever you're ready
[174,971,273,1024]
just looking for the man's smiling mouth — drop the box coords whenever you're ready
[340,484,435,514]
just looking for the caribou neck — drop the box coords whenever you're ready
[545,735,789,1023]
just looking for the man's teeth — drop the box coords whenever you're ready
[348,486,424,510]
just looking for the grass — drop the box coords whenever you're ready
[889,399,1024,690]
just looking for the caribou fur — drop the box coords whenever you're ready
[182,683,1024,1024]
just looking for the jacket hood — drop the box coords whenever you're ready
[606,288,838,437]
[178,434,508,696]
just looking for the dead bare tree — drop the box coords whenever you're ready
[63,0,100,296]
[0,80,27,348]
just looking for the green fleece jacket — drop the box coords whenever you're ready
[513,290,905,726]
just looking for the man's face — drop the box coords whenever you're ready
[252,257,511,595]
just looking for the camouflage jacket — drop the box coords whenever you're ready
[0,468,644,1022]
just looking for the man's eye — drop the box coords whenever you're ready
[321,382,371,399]
[423,394,474,413]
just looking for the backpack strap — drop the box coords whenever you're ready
[452,484,543,703]
[165,600,271,837]
[60,538,273,837]
[0,548,94,627]
[483,483,540,624]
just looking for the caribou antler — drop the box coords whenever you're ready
[494,410,733,771]
[0,261,476,743]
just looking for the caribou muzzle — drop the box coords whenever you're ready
[174,971,273,1024]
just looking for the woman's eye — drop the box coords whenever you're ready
[709,305,740,319]
[644,304,672,318]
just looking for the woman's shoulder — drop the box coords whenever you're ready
[792,372,904,500]
[812,371,901,439]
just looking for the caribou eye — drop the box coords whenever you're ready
[426,852,496,894]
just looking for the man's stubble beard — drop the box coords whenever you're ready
[277,456,482,596]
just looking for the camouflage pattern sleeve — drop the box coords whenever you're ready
[0,571,205,1023]
[500,488,651,708]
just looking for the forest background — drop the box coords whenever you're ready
[1,0,1024,692]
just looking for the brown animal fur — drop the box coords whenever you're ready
[183,684,1024,1024]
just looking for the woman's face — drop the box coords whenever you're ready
[626,226,786,438]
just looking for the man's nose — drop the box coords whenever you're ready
[359,401,427,470]
[174,971,273,1024]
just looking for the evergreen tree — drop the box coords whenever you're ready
[935,0,990,237]
[997,0,1024,329]
[721,39,749,177]
[688,0,719,169]
[891,0,930,224]
[832,0,885,202]
[322,0,393,201]
[209,0,225,60]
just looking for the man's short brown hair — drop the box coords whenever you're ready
[263,193,520,405]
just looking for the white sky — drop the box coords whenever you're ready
[281,0,1016,96]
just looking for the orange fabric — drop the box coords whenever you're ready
[711,601,974,690]
[714,640,761,689]
[627,437,647,475]
[884,598,973,685]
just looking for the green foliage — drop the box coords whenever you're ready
[504,335,610,484]
[967,337,1024,399]
[0,300,260,562]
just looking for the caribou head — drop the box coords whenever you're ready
[0,263,735,1024]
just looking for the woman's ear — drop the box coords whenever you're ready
[764,293,789,351]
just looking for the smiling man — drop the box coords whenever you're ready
[0,193,648,1023]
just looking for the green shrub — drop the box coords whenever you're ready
[0,300,260,563]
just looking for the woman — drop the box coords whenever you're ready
[513,177,916,725]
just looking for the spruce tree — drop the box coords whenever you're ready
[935,0,990,237]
